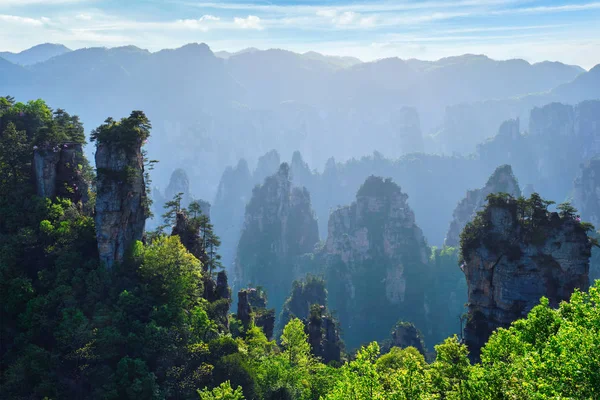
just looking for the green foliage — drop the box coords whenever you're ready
[198,381,245,400]
[90,110,151,146]
[280,318,312,367]
[140,235,204,317]
[460,193,590,264]
[4,97,600,400]
[34,108,86,146]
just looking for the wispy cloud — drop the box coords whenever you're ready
[0,0,90,5]
[1,0,599,69]
[0,14,48,25]
[233,15,263,30]
[181,0,528,14]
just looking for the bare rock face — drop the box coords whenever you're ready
[461,193,591,361]
[165,168,192,206]
[253,149,281,184]
[528,100,600,201]
[95,138,147,269]
[445,165,521,247]
[235,163,319,310]
[237,290,252,329]
[33,143,88,203]
[574,158,600,228]
[237,287,275,339]
[171,211,203,261]
[212,159,253,279]
[387,321,426,356]
[324,176,430,349]
[573,159,600,284]
[216,271,230,300]
[307,305,342,364]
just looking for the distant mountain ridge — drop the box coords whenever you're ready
[0,43,71,66]
[2,42,598,204]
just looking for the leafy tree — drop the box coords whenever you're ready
[198,381,245,400]
[0,122,29,187]
[139,236,204,319]
[430,335,471,398]
[325,342,383,400]
[280,318,311,367]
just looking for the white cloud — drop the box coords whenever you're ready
[233,15,263,30]
[0,14,46,25]
[174,15,220,31]
[315,10,378,28]
[76,13,92,20]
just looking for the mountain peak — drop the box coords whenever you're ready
[0,43,71,65]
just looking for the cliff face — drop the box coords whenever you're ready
[165,168,192,206]
[445,164,521,247]
[235,163,319,312]
[253,149,281,184]
[574,158,600,228]
[323,176,430,349]
[33,143,88,203]
[212,159,252,278]
[236,287,275,339]
[307,305,342,364]
[461,194,591,361]
[382,321,426,356]
[573,159,600,284]
[528,100,600,201]
[95,138,147,269]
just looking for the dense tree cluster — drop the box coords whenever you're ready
[2,97,600,399]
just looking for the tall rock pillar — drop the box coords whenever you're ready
[94,112,149,268]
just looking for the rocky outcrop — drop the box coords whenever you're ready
[445,165,521,247]
[461,193,591,361]
[33,143,88,203]
[171,211,203,260]
[574,158,600,228]
[212,159,253,279]
[307,304,342,364]
[323,176,430,349]
[290,151,313,189]
[235,163,319,311]
[573,160,600,285]
[528,101,600,201]
[165,168,192,206]
[387,321,426,356]
[253,149,281,184]
[94,136,147,269]
[237,290,252,330]
[279,275,327,329]
[216,271,230,300]
[237,287,275,339]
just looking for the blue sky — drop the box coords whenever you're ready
[1,0,600,68]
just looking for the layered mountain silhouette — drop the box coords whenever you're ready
[2,43,598,201]
[0,43,71,66]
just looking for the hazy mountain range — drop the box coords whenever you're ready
[1,43,599,201]
[0,43,71,66]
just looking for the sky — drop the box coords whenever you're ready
[1,0,600,69]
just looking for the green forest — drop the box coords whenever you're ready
[1,97,599,400]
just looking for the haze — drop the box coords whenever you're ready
[2,1,600,399]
